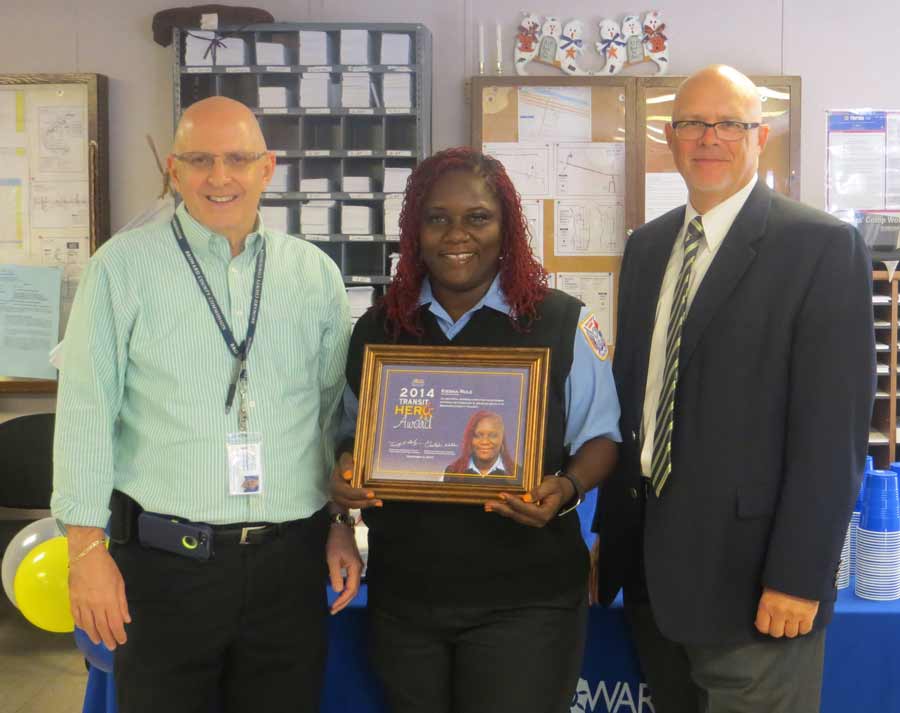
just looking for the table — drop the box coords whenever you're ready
[82,492,900,712]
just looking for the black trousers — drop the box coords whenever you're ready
[369,588,588,713]
[111,509,329,713]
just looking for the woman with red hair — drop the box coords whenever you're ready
[444,410,514,476]
[332,147,621,713]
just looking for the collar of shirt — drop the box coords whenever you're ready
[467,454,506,474]
[175,202,265,265]
[417,274,508,339]
[683,174,757,251]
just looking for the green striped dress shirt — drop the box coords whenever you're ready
[51,203,350,527]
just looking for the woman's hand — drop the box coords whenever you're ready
[330,452,382,510]
[482,474,576,528]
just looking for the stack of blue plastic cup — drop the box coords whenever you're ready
[837,521,851,589]
[848,455,874,578]
[855,468,900,601]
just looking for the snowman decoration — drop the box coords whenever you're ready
[557,19,588,75]
[595,18,627,75]
[507,10,669,76]
[514,11,543,75]
[642,10,669,74]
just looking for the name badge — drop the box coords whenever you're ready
[226,432,264,495]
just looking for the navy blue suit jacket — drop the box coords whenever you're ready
[592,182,876,645]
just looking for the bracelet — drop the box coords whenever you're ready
[70,538,106,565]
[329,512,355,529]
[554,471,584,517]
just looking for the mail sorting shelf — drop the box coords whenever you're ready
[871,270,898,464]
[173,23,432,289]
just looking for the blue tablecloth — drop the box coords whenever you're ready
[82,492,900,712]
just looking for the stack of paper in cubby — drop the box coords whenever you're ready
[384,195,403,236]
[383,167,412,194]
[341,73,371,108]
[255,42,287,65]
[215,37,246,65]
[258,87,288,108]
[299,178,333,193]
[341,205,374,235]
[301,201,336,234]
[269,164,295,193]
[300,74,334,107]
[342,176,373,193]
[340,30,369,65]
[380,34,411,64]
[260,206,290,234]
[185,31,216,65]
[299,31,330,65]
[382,74,412,108]
[346,286,374,323]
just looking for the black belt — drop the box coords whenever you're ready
[110,489,314,547]
[211,520,301,546]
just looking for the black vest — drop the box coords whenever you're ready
[345,289,587,607]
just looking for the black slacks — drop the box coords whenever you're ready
[369,588,588,713]
[111,510,329,713]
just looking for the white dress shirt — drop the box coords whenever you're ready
[640,176,758,476]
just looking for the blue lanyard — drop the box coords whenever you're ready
[171,215,266,413]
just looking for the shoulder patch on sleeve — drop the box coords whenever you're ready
[579,313,608,361]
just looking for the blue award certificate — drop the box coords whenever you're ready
[353,345,550,504]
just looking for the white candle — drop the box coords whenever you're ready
[478,24,484,74]
[496,23,503,74]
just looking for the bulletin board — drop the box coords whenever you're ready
[0,74,109,393]
[471,75,800,354]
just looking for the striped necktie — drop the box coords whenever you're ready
[649,216,704,497]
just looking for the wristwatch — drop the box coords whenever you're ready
[555,471,584,517]
[329,512,355,528]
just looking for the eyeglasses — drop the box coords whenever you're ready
[172,151,268,171]
[671,120,761,141]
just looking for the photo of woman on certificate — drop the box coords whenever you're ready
[444,410,519,478]
[330,146,621,713]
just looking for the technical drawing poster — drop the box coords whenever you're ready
[517,86,591,143]
[482,142,552,197]
[555,142,625,198]
[555,272,614,344]
[37,106,86,174]
[554,199,624,256]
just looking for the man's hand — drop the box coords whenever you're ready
[326,520,363,614]
[67,526,130,650]
[330,452,382,510]
[754,587,819,638]
[483,475,576,528]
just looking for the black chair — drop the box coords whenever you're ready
[0,413,55,509]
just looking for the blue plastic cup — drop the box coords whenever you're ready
[860,470,900,532]
[857,456,876,512]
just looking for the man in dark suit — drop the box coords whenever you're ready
[592,65,875,712]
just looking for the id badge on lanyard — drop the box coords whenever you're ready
[171,215,267,497]
[226,365,264,496]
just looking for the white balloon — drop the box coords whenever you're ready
[2,517,62,608]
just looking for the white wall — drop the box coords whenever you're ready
[1,0,899,418]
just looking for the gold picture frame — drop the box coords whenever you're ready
[352,344,550,504]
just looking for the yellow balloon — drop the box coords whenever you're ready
[14,536,74,633]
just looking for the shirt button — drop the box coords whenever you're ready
[629,487,639,499]
[235,309,244,317]
[230,267,238,274]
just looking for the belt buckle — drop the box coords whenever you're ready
[239,525,267,545]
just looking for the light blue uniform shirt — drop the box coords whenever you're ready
[339,276,621,453]
[52,203,350,527]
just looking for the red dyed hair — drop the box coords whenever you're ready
[383,146,548,337]
[446,410,511,475]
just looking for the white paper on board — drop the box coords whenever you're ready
[554,199,624,256]
[555,142,625,198]
[555,271,614,344]
[483,142,553,198]
[518,86,591,142]
[645,172,688,223]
